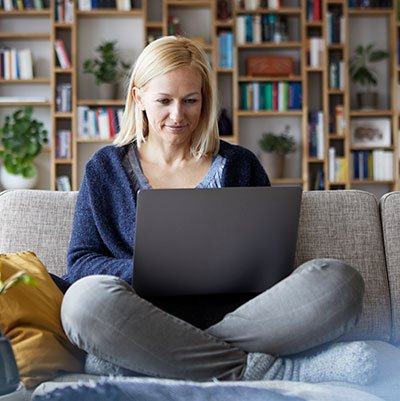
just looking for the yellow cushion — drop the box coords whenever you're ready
[0,251,85,388]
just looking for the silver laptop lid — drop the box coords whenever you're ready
[133,186,302,297]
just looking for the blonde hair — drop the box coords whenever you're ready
[114,36,220,159]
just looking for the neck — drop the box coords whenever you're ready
[139,136,193,166]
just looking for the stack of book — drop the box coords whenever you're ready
[0,48,33,80]
[78,0,133,10]
[77,106,123,139]
[240,81,302,111]
[352,150,394,180]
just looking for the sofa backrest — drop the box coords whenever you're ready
[295,190,391,343]
[0,188,393,343]
[0,189,77,277]
[379,192,400,345]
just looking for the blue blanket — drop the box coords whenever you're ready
[33,378,304,401]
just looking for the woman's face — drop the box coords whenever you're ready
[134,66,203,146]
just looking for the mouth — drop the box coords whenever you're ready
[165,125,188,132]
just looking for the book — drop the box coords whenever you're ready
[335,105,345,136]
[54,39,71,68]
[116,0,131,10]
[56,175,71,191]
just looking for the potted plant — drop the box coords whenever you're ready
[83,40,130,99]
[349,43,388,110]
[0,106,49,190]
[0,271,35,396]
[258,125,296,179]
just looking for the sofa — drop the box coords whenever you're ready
[0,188,400,401]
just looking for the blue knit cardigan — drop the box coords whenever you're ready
[65,140,270,284]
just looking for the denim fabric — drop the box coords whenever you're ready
[61,259,364,381]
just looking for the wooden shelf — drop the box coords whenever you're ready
[54,67,74,74]
[237,42,302,49]
[238,75,302,82]
[76,138,114,143]
[167,0,211,7]
[271,178,303,185]
[348,8,393,16]
[55,112,73,119]
[146,21,163,28]
[350,110,394,117]
[237,110,303,117]
[235,7,302,15]
[0,101,51,106]
[0,32,50,40]
[351,179,395,185]
[76,10,143,17]
[0,77,50,84]
[77,100,125,106]
[0,10,50,16]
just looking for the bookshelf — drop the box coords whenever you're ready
[0,0,398,196]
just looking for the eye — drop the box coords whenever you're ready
[157,98,170,105]
[184,98,198,104]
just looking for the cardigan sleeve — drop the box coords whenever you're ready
[64,150,135,284]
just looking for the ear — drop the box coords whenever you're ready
[132,87,145,111]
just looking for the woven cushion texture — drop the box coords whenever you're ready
[0,189,394,343]
[0,190,77,277]
[379,192,400,344]
[295,190,391,342]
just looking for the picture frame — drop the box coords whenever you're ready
[350,118,391,148]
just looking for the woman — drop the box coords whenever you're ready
[61,36,376,384]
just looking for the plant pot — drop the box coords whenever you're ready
[356,92,378,110]
[98,83,116,100]
[0,165,38,190]
[260,152,285,179]
[0,334,20,396]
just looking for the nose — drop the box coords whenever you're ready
[169,101,183,123]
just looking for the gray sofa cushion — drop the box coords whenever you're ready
[0,189,77,277]
[380,192,400,344]
[295,190,391,342]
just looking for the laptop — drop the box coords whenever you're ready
[132,186,302,297]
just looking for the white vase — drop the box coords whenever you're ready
[0,165,38,190]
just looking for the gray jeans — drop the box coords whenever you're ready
[61,258,364,381]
